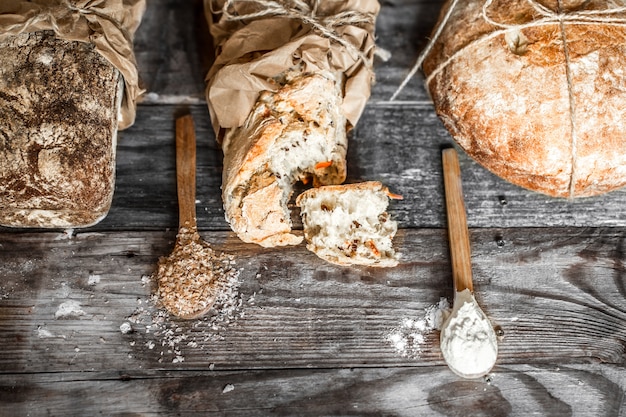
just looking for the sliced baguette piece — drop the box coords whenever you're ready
[221,69,347,247]
[296,181,399,267]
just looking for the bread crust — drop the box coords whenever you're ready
[221,69,347,247]
[0,31,122,227]
[423,0,626,198]
[296,181,399,267]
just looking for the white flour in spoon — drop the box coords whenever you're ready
[440,289,497,378]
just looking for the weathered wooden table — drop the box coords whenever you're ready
[1,1,625,415]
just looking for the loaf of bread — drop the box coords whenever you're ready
[221,68,347,247]
[423,0,626,198]
[296,181,399,267]
[0,31,123,228]
[0,0,145,228]
[205,0,379,246]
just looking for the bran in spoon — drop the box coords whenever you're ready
[154,226,235,318]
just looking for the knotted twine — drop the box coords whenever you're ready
[205,0,380,136]
[391,0,626,100]
[0,0,146,129]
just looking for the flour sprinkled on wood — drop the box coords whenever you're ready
[386,298,450,358]
[124,248,243,363]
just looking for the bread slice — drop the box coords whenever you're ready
[0,31,123,228]
[296,181,399,267]
[221,69,347,247]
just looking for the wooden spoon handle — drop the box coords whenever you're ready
[442,148,473,293]
[176,114,197,229]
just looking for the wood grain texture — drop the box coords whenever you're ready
[443,148,474,292]
[0,364,624,416]
[175,114,198,228]
[0,228,624,414]
[0,228,623,373]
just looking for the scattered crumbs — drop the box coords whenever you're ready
[55,229,74,240]
[386,297,450,358]
[120,322,133,334]
[55,300,86,319]
[0,281,17,300]
[510,316,519,322]
[222,384,234,393]
[36,326,55,339]
[209,363,215,371]
[122,261,245,364]
[88,274,101,286]
[141,275,151,287]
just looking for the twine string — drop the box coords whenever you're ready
[391,0,626,100]
[2,1,133,46]
[216,0,376,70]
[0,0,143,129]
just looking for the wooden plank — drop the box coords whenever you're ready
[0,228,623,374]
[0,364,623,416]
[371,0,445,102]
[26,103,619,232]
[134,0,210,103]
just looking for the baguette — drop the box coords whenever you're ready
[205,0,379,246]
[221,68,347,247]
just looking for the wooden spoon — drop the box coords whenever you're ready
[154,114,220,319]
[439,148,498,378]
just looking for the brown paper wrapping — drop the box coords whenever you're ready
[205,0,380,138]
[0,0,146,129]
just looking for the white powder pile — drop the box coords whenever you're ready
[124,262,244,363]
[55,300,86,319]
[386,298,450,358]
[440,289,497,378]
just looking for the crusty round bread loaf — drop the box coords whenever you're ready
[221,69,347,247]
[423,0,626,198]
[296,181,399,267]
[0,31,123,227]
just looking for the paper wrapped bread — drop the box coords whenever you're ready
[0,0,145,228]
[423,0,626,198]
[205,0,379,246]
